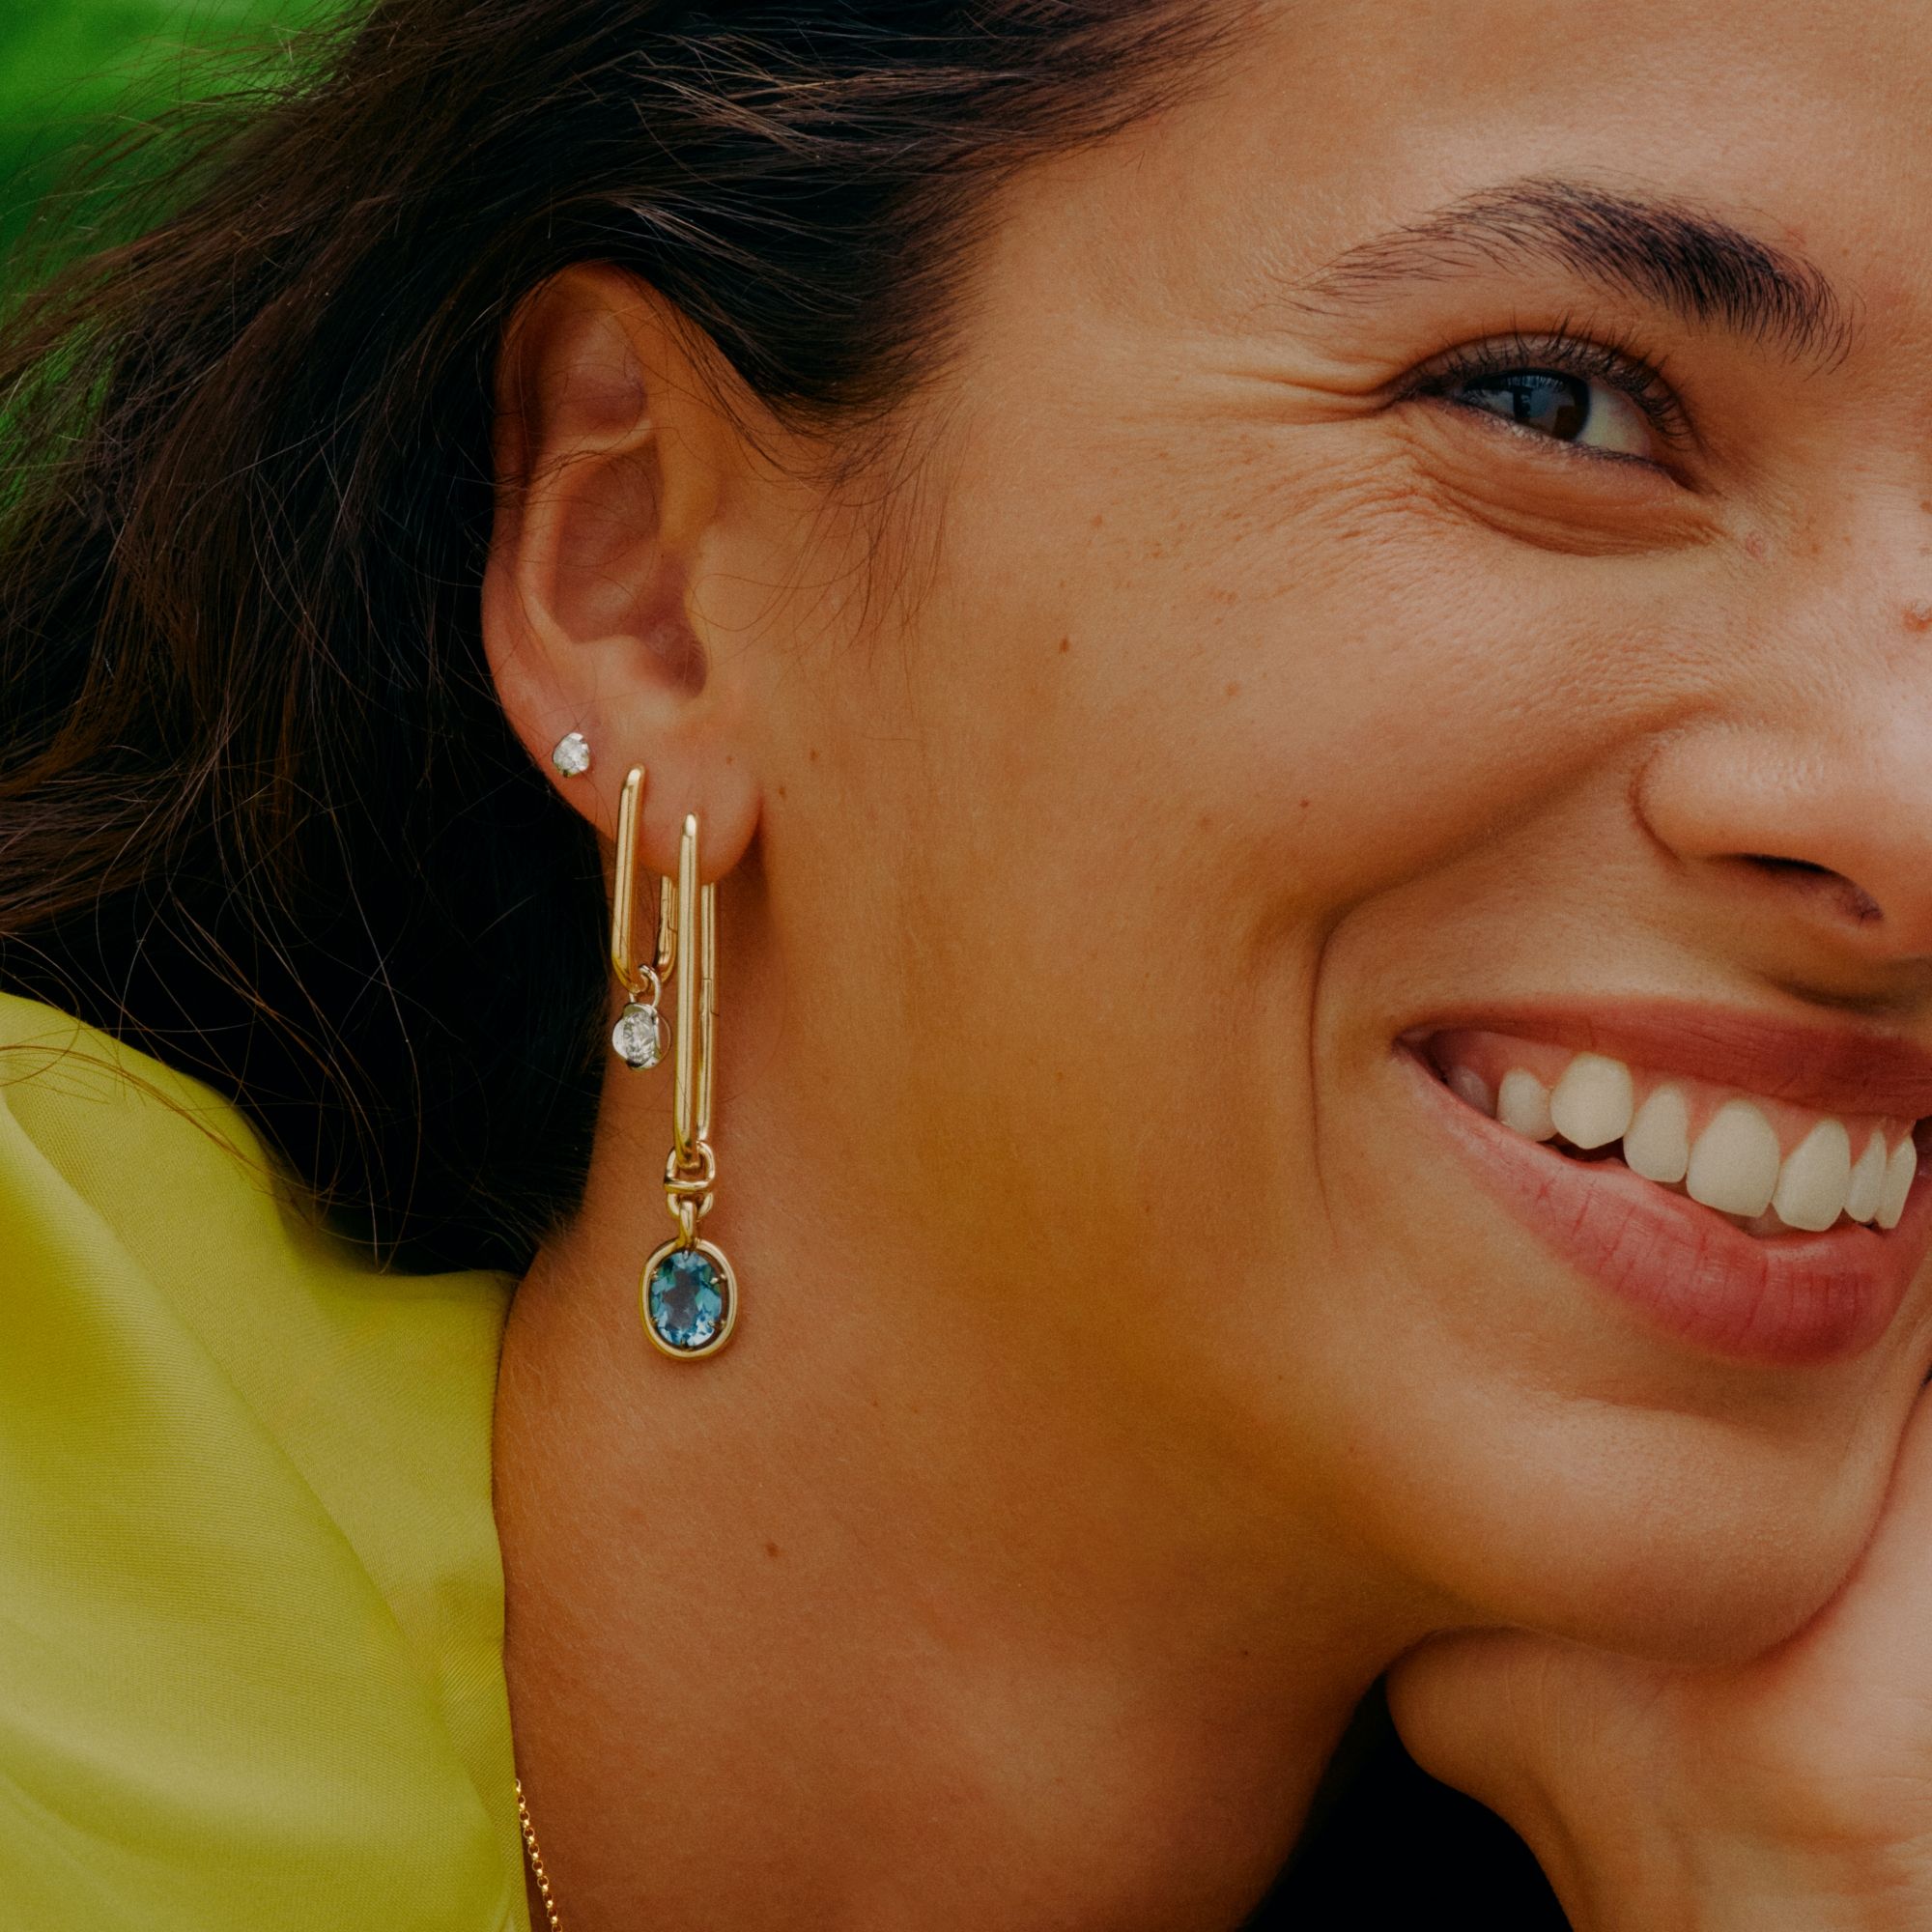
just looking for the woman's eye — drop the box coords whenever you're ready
[1452,368,1654,459]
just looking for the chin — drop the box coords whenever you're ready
[1389,1397,1900,1667]
[1539,1492,1877,1669]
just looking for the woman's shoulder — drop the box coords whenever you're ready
[0,984,516,1419]
[0,990,531,1930]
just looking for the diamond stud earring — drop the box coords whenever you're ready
[551,729,592,778]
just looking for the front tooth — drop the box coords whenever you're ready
[1771,1120,1852,1233]
[1623,1085,1690,1184]
[1686,1099,1781,1218]
[1497,1068,1556,1141]
[1845,1134,1887,1223]
[1877,1137,1918,1232]
[1549,1054,1634,1149]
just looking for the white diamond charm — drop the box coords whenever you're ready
[551,730,592,778]
[611,1001,666,1069]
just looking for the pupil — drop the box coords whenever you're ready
[1470,370,1590,440]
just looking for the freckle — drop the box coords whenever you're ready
[1197,811,1213,830]
[765,1541,781,1558]
[1225,680,1240,697]
[1298,797,1311,810]
[777,783,787,799]
[1058,636,1070,654]
[1091,513,1104,528]
[810,748,819,763]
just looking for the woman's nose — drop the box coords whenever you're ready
[1637,702,1932,968]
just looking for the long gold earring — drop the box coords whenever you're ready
[641,810,738,1358]
[609,766,675,1069]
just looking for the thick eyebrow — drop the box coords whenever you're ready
[1292,177,1856,370]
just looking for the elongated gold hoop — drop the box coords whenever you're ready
[640,810,737,1359]
[608,766,677,1069]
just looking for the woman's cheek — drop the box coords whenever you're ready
[1099,455,1707,913]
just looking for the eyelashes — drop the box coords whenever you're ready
[1402,321,1697,461]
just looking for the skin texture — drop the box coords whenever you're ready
[484,0,1932,1923]
[1394,1393,1932,1931]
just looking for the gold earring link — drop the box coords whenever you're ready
[680,821,719,1214]
[669,810,719,1170]
[609,766,676,1069]
[699,824,716,1147]
[610,766,676,997]
[640,810,737,1358]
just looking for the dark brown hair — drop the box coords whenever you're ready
[0,0,1235,1270]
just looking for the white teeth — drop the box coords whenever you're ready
[1623,1084,1690,1184]
[1549,1053,1634,1150]
[1845,1134,1887,1224]
[1686,1099,1782,1218]
[1466,1044,1920,1236]
[1878,1138,1918,1232]
[1497,1068,1555,1141]
[1771,1119,1852,1233]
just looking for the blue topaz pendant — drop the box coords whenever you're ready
[641,1235,737,1359]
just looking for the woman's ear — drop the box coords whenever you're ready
[482,261,761,882]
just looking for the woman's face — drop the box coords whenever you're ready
[670,0,1932,1660]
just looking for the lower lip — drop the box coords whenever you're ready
[1401,1046,1932,1367]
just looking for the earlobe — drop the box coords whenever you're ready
[479,263,764,883]
[545,727,761,892]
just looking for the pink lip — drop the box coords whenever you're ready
[1400,1042,1932,1367]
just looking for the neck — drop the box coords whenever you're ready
[494,1074,1423,1931]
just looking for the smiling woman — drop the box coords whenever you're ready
[4,2,1932,1929]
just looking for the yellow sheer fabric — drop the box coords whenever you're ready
[0,991,529,1929]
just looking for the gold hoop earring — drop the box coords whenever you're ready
[609,766,675,1069]
[641,810,738,1359]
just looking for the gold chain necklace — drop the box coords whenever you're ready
[514,1777,564,1930]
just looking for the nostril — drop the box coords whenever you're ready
[1741,854,1833,879]
[1738,855,1884,925]
[1638,724,1932,961]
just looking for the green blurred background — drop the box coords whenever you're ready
[0,0,330,260]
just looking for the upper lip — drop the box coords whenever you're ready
[1403,999,1932,1120]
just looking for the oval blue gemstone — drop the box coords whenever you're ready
[647,1248,726,1350]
